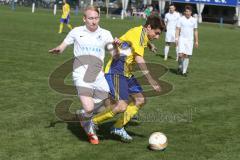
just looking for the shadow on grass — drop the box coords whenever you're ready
[155,54,175,60]
[46,119,145,142]
[169,68,179,75]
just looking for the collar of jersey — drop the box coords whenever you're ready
[83,25,101,33]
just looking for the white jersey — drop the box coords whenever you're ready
[64,26,113,80]
[164,12,180,32]
[176,16,198,41]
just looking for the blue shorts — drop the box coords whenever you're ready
[105,74,143,100]
[60,15,70,24]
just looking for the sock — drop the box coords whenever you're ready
[58,23,64,33]
[93,108,115,125]
[164,46,170,59]
[67,24,73,30]
[178,58,183,71]
[183,58,189,74]
[176,47,179,59]
[114,102,139,128]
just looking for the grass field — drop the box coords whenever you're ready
[1,6,240,160]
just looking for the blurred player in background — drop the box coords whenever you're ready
[49,6,116,145]
[175,5,198,76]
[164,4,180,61]
[91,16,165,142]
[58,0,73,34]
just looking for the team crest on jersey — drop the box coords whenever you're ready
[96,35,102,41]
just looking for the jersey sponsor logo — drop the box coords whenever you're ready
[79,46,102,53]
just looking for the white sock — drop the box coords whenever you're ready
[175,47,179,58]
[183,58,189,74]
[164,46,170,58]
[178,58,183,71]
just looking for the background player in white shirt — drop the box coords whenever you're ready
[175,5,199,76]
[49,6,115,144]
[164,4,180,61]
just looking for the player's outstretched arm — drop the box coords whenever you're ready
[135,55,161,92]
[147,42,157,53]
[194,29,199,48]
[49,42,68,54]
[107,38,122,59]
[175,27,180,46]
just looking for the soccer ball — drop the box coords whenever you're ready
[148,132,168,151]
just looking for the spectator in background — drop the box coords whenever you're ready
[143,5,153,19]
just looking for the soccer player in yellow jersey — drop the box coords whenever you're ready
[91,16,166,142]
[58,0,73,34]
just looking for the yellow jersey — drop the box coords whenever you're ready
[61,3,70,19]
[105,26,149,77]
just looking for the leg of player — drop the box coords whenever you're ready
[113,93,145,141]
[164,42,170,61]
[58,22,64,34]
[67,24,73,30]
[78,95,99,144]
[93,100,127,125]
[178,53,184,74]
[182,54,189,76]
[92,73,129,126]
[92,100,132,142]
[175,44,179,61]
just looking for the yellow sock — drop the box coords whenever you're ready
[58,23,64,33]
[93,108,115,125]
[114,102,139,128]
[67,24,73,30]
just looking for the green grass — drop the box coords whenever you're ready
[1,6,240,160]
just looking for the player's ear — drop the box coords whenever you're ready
[146,25,152,32]
[83,17,86,22]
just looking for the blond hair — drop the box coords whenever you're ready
[84,6,100,17]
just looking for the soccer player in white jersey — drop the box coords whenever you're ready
[164,4,180,61]
[175,5,198,76]
[49,6,115,144]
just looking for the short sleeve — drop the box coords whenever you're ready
[164,14,168,23]
[176,18,181,28]
[194,19,198,29]
[104,31,114,44]
[63,29,76,45]
[120,29,145,57]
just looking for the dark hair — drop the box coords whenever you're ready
[144,15,165,31]
[169,3,175,7]
[184,5,193,12]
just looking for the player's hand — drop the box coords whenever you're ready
[49,47,62,54]
[195,41,199,48]
[148,43,157,53]
[149,79,161,92]
[113,37,121,46]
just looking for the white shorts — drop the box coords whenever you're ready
[178,38,193,55]
[165,30,176,43]
[73,73,110,104]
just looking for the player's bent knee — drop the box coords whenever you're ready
[114,101,128,113]
[84,108,94,114]
[135,97,145,107]
[119,106,128,112]
[115,105,127,113]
